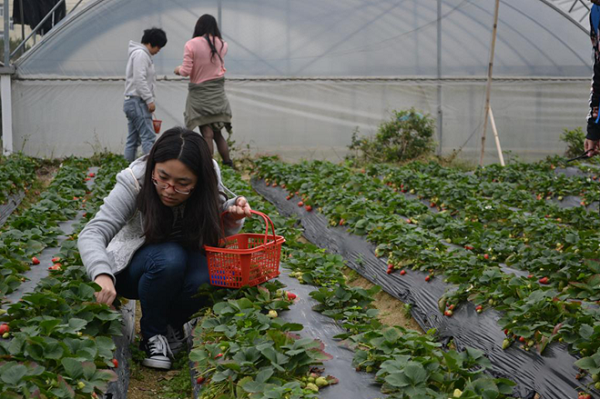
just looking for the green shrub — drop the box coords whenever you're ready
[348,108,435,164]
[560,127,585,158]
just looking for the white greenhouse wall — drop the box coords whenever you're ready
[12,78,586,163]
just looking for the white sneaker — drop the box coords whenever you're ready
[166,324,187,355]
[141,334,172,370]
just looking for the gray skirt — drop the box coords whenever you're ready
[184,77,232,133]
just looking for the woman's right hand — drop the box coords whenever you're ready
[174,65,181,75]
[94,274,117,306]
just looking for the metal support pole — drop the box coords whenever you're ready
[1,75,13,154]
[436,0,443,156]
[4,0,10,66]
[479,0,500,166]
[19,0,24,46]
[218,0,222,31]
[2,0,13,154]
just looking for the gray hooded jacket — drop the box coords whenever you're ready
[124,41,156,105]
[78,157,242,284]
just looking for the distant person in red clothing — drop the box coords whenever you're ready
[174,14,234,168]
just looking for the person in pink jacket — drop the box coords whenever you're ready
[175,15,234,168]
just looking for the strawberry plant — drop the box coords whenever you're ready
[251,157,600,359]
[0,154,127,398]
[216,165,516,399]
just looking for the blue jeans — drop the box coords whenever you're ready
[123,97,156,162]
[115,242,210,339]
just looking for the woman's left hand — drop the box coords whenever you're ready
[174,66,181,75]
[226,196,252,220]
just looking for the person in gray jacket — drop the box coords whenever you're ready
[78,127,251,370]
[123,28,167,162]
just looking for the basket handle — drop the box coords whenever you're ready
[221,209,277,243]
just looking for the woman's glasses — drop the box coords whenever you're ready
[152,174,194,195]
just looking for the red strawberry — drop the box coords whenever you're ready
[464,245,474,250]
[444,310,453,317]
[430,202,436,208]
[84,177,91,181]
[483,254,489,260]
[476,305,483,313]
[112,358,118,368]
[214,353,223,359]
[89,172,95,177]
[406,219,412,224]
[305,205,313,212]
[31,257,40,265]
[286,292,297,300]
[400,270,406,276]
[538,277,549,285]
[425,275,431,282]
[504,329,509,335]
[52,257,61,263]
[339,219,346,226]
[527,274,533,279]
[386,269,392,274]
[286,195,291,200]
[518,336,526,343]
[0,324,9,334]
[448,304,455,311]
[196,376,205,384]
[297,201,304,207]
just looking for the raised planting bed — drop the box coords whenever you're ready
[0,155,132,399]
[184,167,516,399]
[252,157,600,399]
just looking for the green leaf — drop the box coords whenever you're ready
[255,368,274,384]
[1,364,27,385]
[385,372,410,388]
[82,362,96,380]
[95,336,115,358]
[78,283,96,300]
[61,358,83,379]
[404,362,428,384]
[382,327,400,343]
[241,380,266,393]
[44,342,65,360]
[575,355,600,373]
[580,324,594,340]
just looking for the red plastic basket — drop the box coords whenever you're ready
[204,210,285,288]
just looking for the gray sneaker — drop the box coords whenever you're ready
[141,334,172,370]
[166,324,187,355]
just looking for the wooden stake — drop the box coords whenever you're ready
[489,107,505,166]
[480,0,501,166]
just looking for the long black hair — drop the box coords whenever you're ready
[137,127,223,249]
[192,14,224,63]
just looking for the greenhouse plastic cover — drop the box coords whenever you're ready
[9,0,594,161]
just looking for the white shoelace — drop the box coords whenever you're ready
[147,334,173,358]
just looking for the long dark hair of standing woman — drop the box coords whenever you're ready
[137,127,223,249]
[192,14,224,63]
